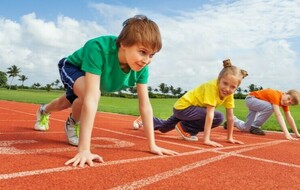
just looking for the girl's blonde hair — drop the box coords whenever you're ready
[116,15,162,52]
[218,59,248,85]
[287,89,300,105]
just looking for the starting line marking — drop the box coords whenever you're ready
[1,140,299,183]
[0,138,135,155]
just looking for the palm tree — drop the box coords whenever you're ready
[54,79,60,89]
[0,71,7,87]
[32,83,41,89]
[18,75,28,88]
[248,84,263,92]
[159,83,168,94]
[7,65,21,90]
[45,84,52,92]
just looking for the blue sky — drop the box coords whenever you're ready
[0,0,300,91]
[0,0,215,21]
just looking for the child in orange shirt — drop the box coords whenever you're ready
[232,89,300,140]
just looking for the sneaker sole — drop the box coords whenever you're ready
[175,125,198,142]
[34,127,48,131]
[34,124,49,131]
[250,131,266,136]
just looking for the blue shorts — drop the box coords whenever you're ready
[58,58,85,103]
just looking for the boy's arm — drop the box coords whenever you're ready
[284,111,300,137]
[65,73,104,167]
[226,108,244,145]
[136,83,178,155]
[273,105,297,140]
[203,106,223,147]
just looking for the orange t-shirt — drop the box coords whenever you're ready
[249,89,289,112]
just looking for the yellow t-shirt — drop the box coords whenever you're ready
[174,79,235,110]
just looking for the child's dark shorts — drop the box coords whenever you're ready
[58,58,85,104]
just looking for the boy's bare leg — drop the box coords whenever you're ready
[44,94,71,113]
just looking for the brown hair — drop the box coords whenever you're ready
[287,89,300,105]
[116,15,162,52]
[218,59,248,85]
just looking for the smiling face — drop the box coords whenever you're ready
[281,93,294,106]
[218,74,240,99]
[119,43,156,72]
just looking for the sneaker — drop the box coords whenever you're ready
[250,126,265,135]
[64,114,80,146]
[34,105,50,131]
[175,122,198,142]
[133,116,143,130]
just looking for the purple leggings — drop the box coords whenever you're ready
[153,106,224,135]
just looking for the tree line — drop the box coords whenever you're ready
[0,65,263,98]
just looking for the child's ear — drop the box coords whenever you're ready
[120,42,125,49]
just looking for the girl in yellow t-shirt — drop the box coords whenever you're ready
[134,59,248,147]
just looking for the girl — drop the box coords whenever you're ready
[134,59,248,147]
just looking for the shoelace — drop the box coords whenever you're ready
[40,114,49,127]
[74,123,80,137]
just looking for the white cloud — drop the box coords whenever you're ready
[0,13,106,86]
[150,0,300,91]
[0,0,299,92]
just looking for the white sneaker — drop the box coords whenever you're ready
[34,105,50,131]
[64,114,80,146]
[133,116,143,130]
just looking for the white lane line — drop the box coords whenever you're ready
[110,140,298,190]
[0,138,134,155]
[1,140,298,182]
[0,107,36,116]
[111,154,232,190]
[95,127,291,151]
[0,149,206,180]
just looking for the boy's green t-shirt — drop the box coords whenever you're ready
[67,36,149,92]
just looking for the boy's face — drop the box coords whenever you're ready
[218,74,239,99]
[281,93,294,106]
[121,43,156,71]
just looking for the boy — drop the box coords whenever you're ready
[232,88,300,140]
[35,15,178,167]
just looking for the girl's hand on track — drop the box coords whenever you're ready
[204,140,223,147]
[150,145,179,156]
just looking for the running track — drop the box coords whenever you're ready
[1,100,300,190]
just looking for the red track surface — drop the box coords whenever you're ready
[1,100,300,190]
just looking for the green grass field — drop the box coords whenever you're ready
[1,88,299,132]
